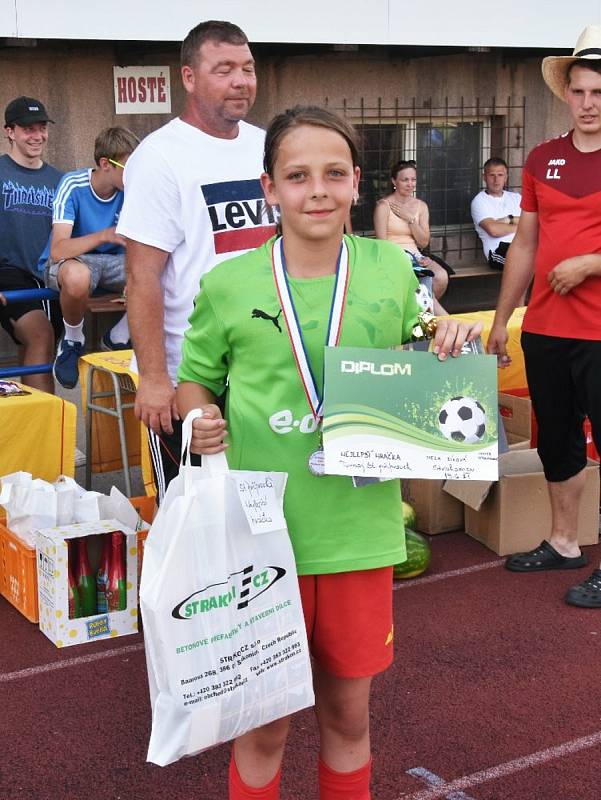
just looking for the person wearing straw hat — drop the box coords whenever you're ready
[488,24,601,607]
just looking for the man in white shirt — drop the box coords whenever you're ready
[117,20,275,500]
[470,157,521,270]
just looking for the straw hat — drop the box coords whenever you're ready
[542,24,601,101]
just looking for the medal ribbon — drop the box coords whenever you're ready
[272,235,349,420]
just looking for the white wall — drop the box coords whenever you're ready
[0,3,16,36]
[4,1,600,48]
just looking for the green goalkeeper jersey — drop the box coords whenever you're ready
[178,235,420,575]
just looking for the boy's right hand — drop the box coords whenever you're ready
[190,405,228,455]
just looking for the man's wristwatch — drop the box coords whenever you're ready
[508,214,514,225]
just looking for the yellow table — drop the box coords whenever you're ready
[449,307,527,391]
[79,351,154,496]
[0,384,76,480]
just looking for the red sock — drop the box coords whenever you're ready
[228,753,281,800]
[318,757,372,800]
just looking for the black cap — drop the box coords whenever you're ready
[4,96,54,127]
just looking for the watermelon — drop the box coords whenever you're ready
[402,500,417,530]
[393,528,431,580]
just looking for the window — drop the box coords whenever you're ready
[353,123,406,233]
[353,120,484,232]
[415,122,483,227]
[331,98,526,259]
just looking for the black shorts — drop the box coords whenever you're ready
[521,332,601,482]
[487,241,510,270]
[0,266,60,345]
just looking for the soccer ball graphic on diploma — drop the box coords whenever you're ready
[438,396,486,444]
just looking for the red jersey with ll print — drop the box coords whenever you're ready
[521,131,601,340]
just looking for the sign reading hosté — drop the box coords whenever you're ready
[113,66,171,114]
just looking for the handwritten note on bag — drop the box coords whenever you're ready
[234,475,286,535]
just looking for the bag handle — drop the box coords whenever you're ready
[0,482,11,505]
[181,408,229,475]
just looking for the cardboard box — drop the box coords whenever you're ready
[447,450,600,556]
[499,392,532,451]
[402,479,464,534]
[0,496,151,625]
[505,432,530,451]
[36,518,138,648]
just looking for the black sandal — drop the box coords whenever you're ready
[565,570,601,608]
[505,540,588,572]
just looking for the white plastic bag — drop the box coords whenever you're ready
[140,410,314,766]
[73,490,104,522]
[99,486,151,531]
[52,476,77,525]
[0,473,57,547]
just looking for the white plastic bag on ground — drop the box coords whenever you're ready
[73,490,104,522]
[140,410,314,766]
[0,473,57,547]
[52,476,78,525]
[99,486,151,531]
[0,472,151,546]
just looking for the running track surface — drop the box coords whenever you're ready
[2,531,601,800]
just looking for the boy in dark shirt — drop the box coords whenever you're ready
[0,96,62,393]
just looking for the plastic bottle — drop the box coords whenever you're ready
[68,557,81,619]
[96,534,111,613]
[107,532,127,611]
[76,537,97,617]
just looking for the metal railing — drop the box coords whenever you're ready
[0,288,59,379]
[327,95,527,263]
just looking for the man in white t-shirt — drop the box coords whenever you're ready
[117,20,275,499]
[470,157,522,270]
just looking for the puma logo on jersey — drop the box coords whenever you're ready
[252,308,283,333]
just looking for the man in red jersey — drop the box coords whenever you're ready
[488,24,601,607]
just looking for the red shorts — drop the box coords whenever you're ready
[298,567,394,678]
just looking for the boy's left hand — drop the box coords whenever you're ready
[432,318,483,360]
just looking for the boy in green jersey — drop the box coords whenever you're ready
[177,106,481,800]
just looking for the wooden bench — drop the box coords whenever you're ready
[449,263,500,280]
[443,261,502,314]
[85,293,125,351]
